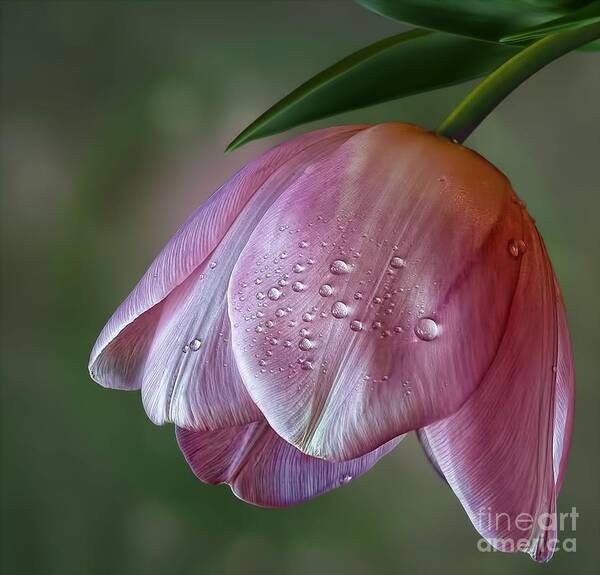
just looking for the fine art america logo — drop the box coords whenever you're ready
[476,507,579,554]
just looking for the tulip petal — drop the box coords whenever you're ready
[176,420,402,507]
[229,123,524,460]
[419,220,574,562]
[417,430,446,484]
[89,125,365,430]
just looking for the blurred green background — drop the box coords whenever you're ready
[1,1,599,574]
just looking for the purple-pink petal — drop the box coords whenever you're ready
[176,420,402,508]
[89,125,365,430]
[419,219,574,562]
[228,123,526,461]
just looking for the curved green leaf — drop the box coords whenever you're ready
[501,0,600,42]
[579,37,600,49]
[355,0,599,50]
[226,30,519,151]
[355,0,569,41]
[438,19,600,142]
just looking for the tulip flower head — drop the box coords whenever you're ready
[90,123,573,562]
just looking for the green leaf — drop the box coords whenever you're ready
[579,37,600,49]
[226,30,519,151]
[355,0,568,42]
[501,0,600,43]
[438,19,600,142]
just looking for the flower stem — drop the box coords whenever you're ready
[437,21,600,143]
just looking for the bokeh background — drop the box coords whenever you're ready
[1,1,599,574]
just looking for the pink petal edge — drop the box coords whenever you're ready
[176,420,403,508]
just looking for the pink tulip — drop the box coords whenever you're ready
[89,123,574,562]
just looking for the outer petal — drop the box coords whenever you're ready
[89,125,365,430]
[419,217,574,562]
[228,123,523,460]
[176,420,402,508]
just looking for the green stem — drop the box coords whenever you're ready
[437,21,600,143]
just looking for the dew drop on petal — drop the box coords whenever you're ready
[267,287,282,301]
[319,284,334,297]
[415,318,439,341]
[330,259,350,275]
[292,281,306,292]
[390,256,405,269]
[350,320,363,332]
[331,301,349,319]
[508,238,527,258]
[189,338,202,351]
[299,338,313,351]
[301,361,314,371]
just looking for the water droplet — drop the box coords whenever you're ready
[354,292,363,300]
[330,259,350,275]
[182,344,190,353]
[319,284,333,297]
[390,256,405,269]
[256,292,266,300]
[508,238,527,258]
[301,361,314,371]
[292,281,306,292]
[267,287,282,301]
[299,338,313,351]
[209,261,217,269]
[189,338,202,351]
[293,263,305,273]
[340,474,352,484]
[331,301,349,319]
[350,320,363,332]
[298,240,309,248]
[302,312,314,322]
[300,328,310,337]
[275,308,287,317]
[372,297,382,305]
[415,318,439,341]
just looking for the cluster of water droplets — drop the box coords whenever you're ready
[232,210,443,392]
